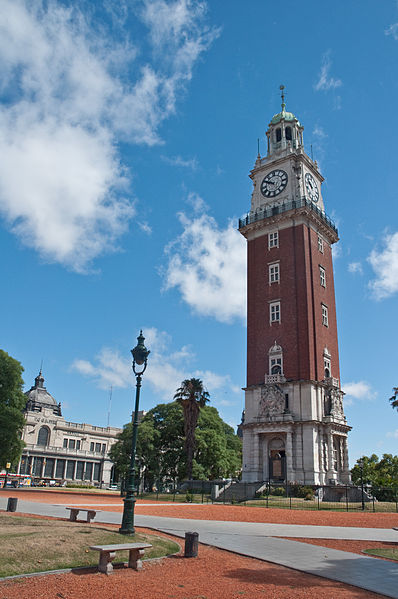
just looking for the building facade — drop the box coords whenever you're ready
[239,89,351,485]
[18,371,122,486]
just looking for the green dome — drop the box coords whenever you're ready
[271,109,300,126]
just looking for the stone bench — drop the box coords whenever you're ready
[66,507,98,522]
[90,542,152,574]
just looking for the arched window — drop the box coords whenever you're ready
[268,342,283,376]
[276,128,282,142]
[323,347,331,379]
[285,126,292,140]
[271,362,282,374]
[37,426,50,447]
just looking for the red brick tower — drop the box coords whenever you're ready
[239,88,351,485]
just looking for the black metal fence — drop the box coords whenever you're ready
[131,480,398,513]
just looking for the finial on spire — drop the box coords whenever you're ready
[280,84,286,111]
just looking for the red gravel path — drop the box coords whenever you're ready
[1,490,396,599]
[0,539,387,599]
[7,489,398,528]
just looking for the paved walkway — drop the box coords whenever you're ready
[1,496,397,599]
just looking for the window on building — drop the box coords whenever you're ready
[320,266,326,287]
[76,461,84,480]
[95,443,101,452]
[68,439,75,450]
[63,439,68,448]
[85,462,93,480]
[270,358,282,374]
[93,463,101,481]
[270,301,281,323]
[37,426,50,447]
[268,342,283,376]
[276,128,281,142]
[66,460,75,479]
[269,262,280,284]
[318,235,324,253]
[102,444,106,454]
[268,231,279,249]
[76,440,81,450]
[90,442,94,451]
[285,126,292,141]
[324,357,331,378]
[56,460,65,478]
[322,304,329,326]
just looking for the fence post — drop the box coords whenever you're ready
[317,487,320,510]
[201,480,204,504]
[345,485,348,512]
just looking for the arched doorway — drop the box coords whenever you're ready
[268,437,286,482]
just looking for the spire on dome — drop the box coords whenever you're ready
[280,84,286,112]
[34,369,45,389]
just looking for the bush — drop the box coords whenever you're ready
[185,491,194,503]
[270,486,286,496]
[289,485,315,499]
[304,492,314,501]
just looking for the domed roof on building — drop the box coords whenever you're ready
[269,85,301,127]
[25,371,62,415]
[270,109,300,126]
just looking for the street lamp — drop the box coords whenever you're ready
[358,457,365,511]
[119,331,150,535]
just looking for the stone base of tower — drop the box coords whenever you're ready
[241,379,351,486]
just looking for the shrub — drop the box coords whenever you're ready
[185,491,194,503]
[270,486,286,496]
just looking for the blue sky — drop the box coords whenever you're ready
[1,0,397,467]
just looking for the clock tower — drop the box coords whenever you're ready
[239,87,351,485]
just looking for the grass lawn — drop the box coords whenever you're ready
[0,513,179,578]
[363,547,398,561]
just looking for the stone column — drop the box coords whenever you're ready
[327,432,334,473]
[253,433,260,481]
[285,430,293,482]
[343,438,350,472]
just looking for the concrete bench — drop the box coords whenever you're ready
[66,507,98,522]
[90,542,152,574]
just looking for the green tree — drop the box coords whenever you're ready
[174,378,210,480]
[0,350,26,469]
[110,402,241,486]
[389,387,398,410]
[351,454,398,489]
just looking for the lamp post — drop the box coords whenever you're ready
[119,331,150,535]
[358,457,365,511]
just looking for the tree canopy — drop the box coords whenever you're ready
[174,378,210,480]
[0,350,26,469]
[389,388,398,410]
[351,453,398,489]
[109,401,242,488]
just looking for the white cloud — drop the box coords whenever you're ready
[368,231,398,299]
[348,262,363,275]
[313,125,327,139]
[0,0,218,271]
[332,243,342,259]
[343,381,377,404]
[314,51,342,92]
[385,23,398,40]
[164,205,246,323]
[386,429,398,438]
[72,326,237,401]
[161,155,199,170]
[138,221,153,235]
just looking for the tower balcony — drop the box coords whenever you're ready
[239,197,338,238]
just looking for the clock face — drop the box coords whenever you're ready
[305,172,319,203]
[260,169,288,198]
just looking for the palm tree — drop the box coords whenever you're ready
[389,388,398,410]
[174,378,210,480]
